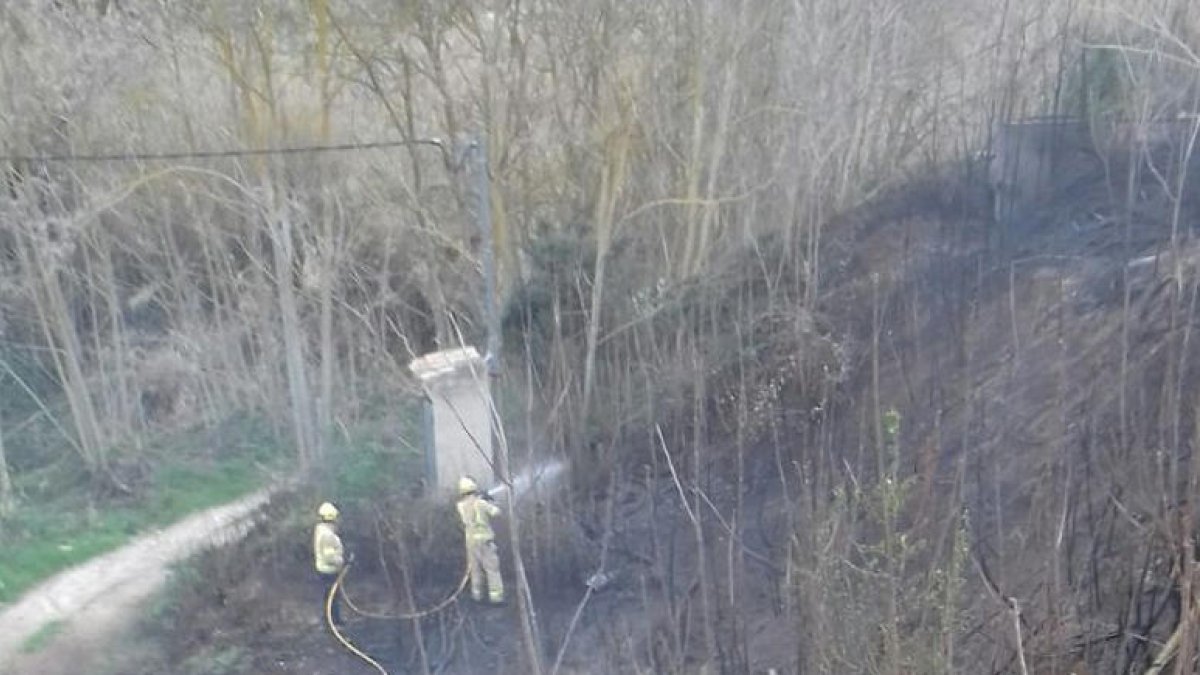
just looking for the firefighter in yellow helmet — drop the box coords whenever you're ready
[456,476,505,604]
[313,501,348,627]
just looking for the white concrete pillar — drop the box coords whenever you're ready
[409,347,494,493]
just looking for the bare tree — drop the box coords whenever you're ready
[0,406,13,516]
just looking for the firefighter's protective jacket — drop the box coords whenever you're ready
[456,494,501,541]
[313,522,345,574]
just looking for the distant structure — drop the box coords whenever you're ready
[409,347,495,493]
[988,116,1097,230]
[988,114,1200,232]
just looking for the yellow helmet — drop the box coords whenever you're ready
[458,476,479,495]
[318,502,339,521]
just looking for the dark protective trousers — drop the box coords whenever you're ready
[317,570,343,626]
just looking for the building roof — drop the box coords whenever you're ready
[408,346,486,381]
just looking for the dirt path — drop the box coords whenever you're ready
[0,488,274,675]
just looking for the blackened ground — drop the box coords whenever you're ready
[111,454,793,675]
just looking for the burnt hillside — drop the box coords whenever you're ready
[114,123,1200,674]
[4,1,1200,674]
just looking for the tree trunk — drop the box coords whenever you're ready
[21,231,107,477]
[317,207,335,461]
[271,212,318,470]
[0,410,13,516]
[580,83,634,429]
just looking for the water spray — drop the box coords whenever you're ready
[486,458,566,502]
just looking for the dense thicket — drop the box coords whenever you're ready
[3,0,1200,672]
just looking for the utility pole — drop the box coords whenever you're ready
[467,135,543,674]
[470,135,502,377]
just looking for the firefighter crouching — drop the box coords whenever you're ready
[456,476,505,604]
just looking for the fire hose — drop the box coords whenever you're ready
[325,561,471,674]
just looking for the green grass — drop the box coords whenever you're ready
[333,438,415,499]
[0,418,283,604]
[327,404,425,501]
[20,620,65,653]
[180,645,245,675]
[0,405,429,605]
[148,458,264,518]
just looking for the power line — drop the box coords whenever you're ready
[0,137,445,164]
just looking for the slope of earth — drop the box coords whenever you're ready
[815,157,1200,672]
[93,153,1200,673]
[0,487,274,675]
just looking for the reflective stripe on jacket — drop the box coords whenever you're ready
[313,522,345,574]
[456,494,501,541]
